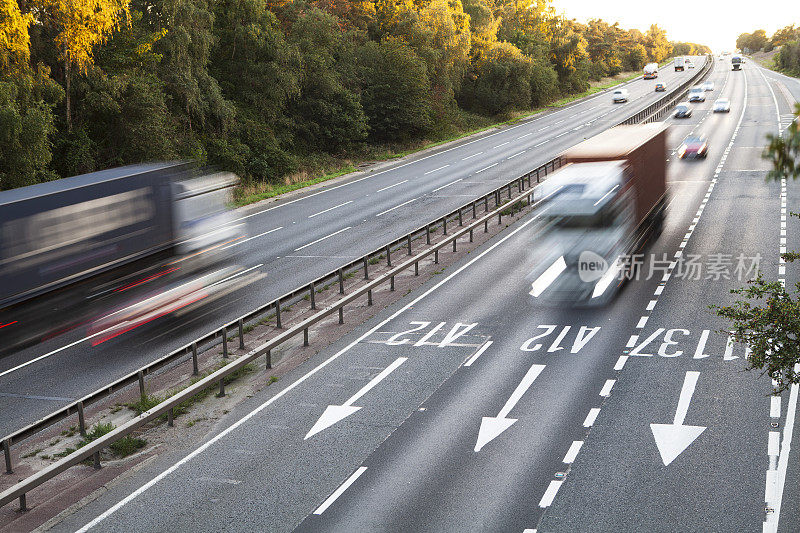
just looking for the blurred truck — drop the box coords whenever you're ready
[528,123,668,305]
[643,63,659,79]
[731,55,742,70]
[0,162,255,355]
[674,56,685,71]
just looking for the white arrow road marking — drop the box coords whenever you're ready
[650,371,706,466]
[474,364,546,452]
[305,357,407,440]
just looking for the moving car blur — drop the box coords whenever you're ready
[674,103,693,118]
[0,162,259,356]
[655,83,666,92]
[702,81,715,91]
[713,98,731,112]
[678,135,709,159]
[526,124,668,306]
[688,86,706,102]
[612,89,629,103]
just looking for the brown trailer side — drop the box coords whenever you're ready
[561,123,668,225]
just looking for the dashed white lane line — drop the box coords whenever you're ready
[375,198,418,217]
[534,140,549,148]
[771,393,781,418]
[562,440,584,464]
[464,341,492,367]
[517,133,533,140]
[313,466,367,514]
[424,164,450,175]
[583,408,601,427]
[294,226,352,251]
[376,180,408,192]
[493,141,510,149]
[475,163,498,173]
[538,480,563,508]
[461,152,483,161]
[507,151,526,160]
[222,226,282,248]
[308,200,353,219]
[432,178,463,192]
[614,355,628,371]
[599,379,616,397]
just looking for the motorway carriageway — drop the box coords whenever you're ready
[44,60,800,532]
[0,58,706,438]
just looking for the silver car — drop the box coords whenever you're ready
[688,87,705,102]
[612,89,629,103]
[713,98,731,113]
[702,81,715,91]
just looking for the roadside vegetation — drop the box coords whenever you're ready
[714,104,800,391]
[1,0,708,193]
[737,25,800,76]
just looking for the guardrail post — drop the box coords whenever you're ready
[367,290,373,306]
[484,219,488,233]
[218,379,225,397]
[138,370,146,401]
[363,258,369,280]
[458,209,463,226]
[434,250,439,264]
[426,225,431,244]
[18,493,26,512]
[485,196,489,212]
[472,201,476,219]
[222,327,228,359]
[453,239,457,252]
[310,282,316,310]
[386,245,391,267]
[339,307,344,324]
[507,184,512,199]
[470,228,473,242]
[495,190,500,207]
[238,319,245,350]
[168,408,174,427]
[275,298,282,329]
[77,401,86,437]
[443,217,447,235]
[192,342,199,375]
[338,268,344,294]
[266,349,272,369]
[498,212,502,225]
[304,328,309,346]
[390,275,395,291]
[536,168,540,183]
[93,451,101,469]
[415,261,419,276]
[407,235,412,255]
[3,438,12,474]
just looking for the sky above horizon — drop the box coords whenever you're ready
[552,0,800,52]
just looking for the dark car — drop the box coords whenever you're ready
[679,135,708,159]
[655,83,666,92]
[674,103,692,118]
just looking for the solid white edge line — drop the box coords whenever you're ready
[375,198,418,217]
[464,341,492,367]
[294,227,352,251]
[308,201,353,219]
[76,189,550,532]
[313,466,367,515]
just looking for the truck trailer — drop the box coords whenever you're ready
[0,162,255,355]
[674,56,685,71]
[643,63,659,79]
[528,123,668,304]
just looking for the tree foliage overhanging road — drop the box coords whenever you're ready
[715,104,800,392]
[0,0,708,191]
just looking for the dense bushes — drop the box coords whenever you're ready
[1,0,693,190]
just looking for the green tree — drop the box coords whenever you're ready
[714,105,800,391]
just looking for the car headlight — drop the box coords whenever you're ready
[678,146,686,157]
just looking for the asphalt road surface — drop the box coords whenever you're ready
[0,58,707,439]
[35,59,800,532]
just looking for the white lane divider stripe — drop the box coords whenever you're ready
[424,164,450,175]
[375,198,418,217]
[308,201,353,219]
[464,341,492,367]
[313,466,367,515]
[461,152,484,161]
[599,379,616,397]
[538,480,563,508]
[475,163,498,174]
[583,408,601,427]
[562,441,584,464]
[376,179,408,192]
[294,227,352,251]
[432,178,463,192]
